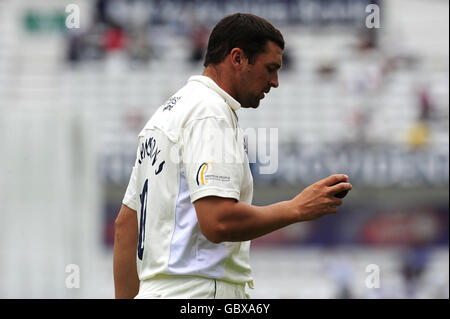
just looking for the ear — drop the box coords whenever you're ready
[229,48,246,68]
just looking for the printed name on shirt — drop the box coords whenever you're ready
[162,96,181,111]
[138,136,165,175]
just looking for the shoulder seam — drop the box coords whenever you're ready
[184,115,230,128]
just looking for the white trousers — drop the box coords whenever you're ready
[135,274,250,299]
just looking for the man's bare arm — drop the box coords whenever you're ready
[113,204,140,298]
[194,174,352,243]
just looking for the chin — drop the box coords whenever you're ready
[242,104,259,109]
[240,96,261,109]
[247,100,261,109]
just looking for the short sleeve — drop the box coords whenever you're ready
[182,117,245,203]
[122,165,139,211]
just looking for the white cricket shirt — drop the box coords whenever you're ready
[122,75,254,286]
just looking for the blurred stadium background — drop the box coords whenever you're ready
[0,0,448,298]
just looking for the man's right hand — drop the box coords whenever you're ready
[194,174,352,243]
[291,174,352,222]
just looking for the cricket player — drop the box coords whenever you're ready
[113,13,352,299]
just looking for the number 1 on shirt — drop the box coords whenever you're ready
[138,179,148,260]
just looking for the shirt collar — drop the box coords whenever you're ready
[188,75,241,112]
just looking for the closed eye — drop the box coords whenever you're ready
[266,63,281,73]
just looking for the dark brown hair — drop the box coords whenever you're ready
[204,13,284,67]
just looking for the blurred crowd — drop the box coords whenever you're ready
[66,0,210,66]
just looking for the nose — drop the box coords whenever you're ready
[269,72,279,88]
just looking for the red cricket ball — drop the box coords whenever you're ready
[332,181,349,198]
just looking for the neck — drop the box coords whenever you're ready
[202,65,237,100]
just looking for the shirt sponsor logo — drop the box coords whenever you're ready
[196,162,211,185]
[162,96,181,111]
[196,162,230,185]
